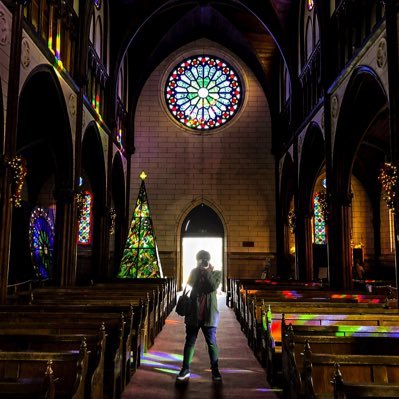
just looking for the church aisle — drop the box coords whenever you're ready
[122,293,282,399]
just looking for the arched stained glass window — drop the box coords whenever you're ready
[93,0,101,10]
[78,191,93,244]
[307,0,314,11]
[165,55,242,130]
[313,191,326,244]
[29,207,54,279]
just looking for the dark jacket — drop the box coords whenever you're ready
[185,266,222,327]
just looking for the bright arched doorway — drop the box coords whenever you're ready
[181,204,224,289]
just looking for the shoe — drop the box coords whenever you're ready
[212,368,222,382]
[176,368,190,381]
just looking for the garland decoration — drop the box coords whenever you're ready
[75,190,85,219]
[109,208,117,235]
[378,162,398,211]
[5,155,27,208]
[318,189,328,221]
[288,209,296,233]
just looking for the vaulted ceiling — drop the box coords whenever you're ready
[109,0,299,125]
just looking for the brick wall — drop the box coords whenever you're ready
[351,176,374,256]
[131,40,276,282]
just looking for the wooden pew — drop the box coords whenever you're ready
[0,340,88,399]
[246,293,393,363]
[25,287,154,351]
[301,342,399,399]
[332,363,399,398]
[95,278,177,328]
[241,287,391,349]
[282,327,399,398]
[0,301,144,375]
[262,307,399,387]
[0,328,105,399]
[6,279,176,392]
[0,318,124,399]
[0,360,55,399]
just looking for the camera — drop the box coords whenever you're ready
[200,259,209,268]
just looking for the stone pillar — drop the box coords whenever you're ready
[329,191,353,289]
[295,209,313,281]
[383,0,399,297]
[103,134,113,279]
[53,188,76,286]
[0,1,29,303]
[274,157,286,277]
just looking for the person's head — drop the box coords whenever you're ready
[196,250,211,268]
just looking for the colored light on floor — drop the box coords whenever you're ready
[218,368,256,374]
[145,352,183,362]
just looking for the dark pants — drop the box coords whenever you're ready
[182,323,219,370]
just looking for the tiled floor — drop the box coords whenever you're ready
[122,293,282,399]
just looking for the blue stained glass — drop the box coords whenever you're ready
[29,207,55,279]
[165,55,242,130]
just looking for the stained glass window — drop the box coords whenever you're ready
[313,192,326,244]
[308,0,314,11]
[117,128,123,149]
[118,174,163,278]
[78,190,93,245]
[165,55,242,130]
[93,0,101,10]
[29,207,54,279]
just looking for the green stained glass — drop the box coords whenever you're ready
[313,192,326,245]
[118,179,163,279]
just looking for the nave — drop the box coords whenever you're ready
[122,294,281,399]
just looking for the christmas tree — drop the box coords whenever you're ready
[118,172,163,278]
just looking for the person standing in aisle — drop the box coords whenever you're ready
[176,250,222,382]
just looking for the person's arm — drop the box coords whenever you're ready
[187,268,197,287]
[201,268,221,292]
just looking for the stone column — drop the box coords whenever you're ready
[329,191,353,289]
[0,1,30,303]
[295,209,313,281]
[53,188,76,286]
[383,0,399,297]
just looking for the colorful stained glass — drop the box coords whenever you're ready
[117,129,123,149]
[93,0,101,10]
[165,55,242,130]
[29,207,54,280]
[308,0,314,11]
[118,176,163,278]
[78,191,93,245]
[313,192,326,244]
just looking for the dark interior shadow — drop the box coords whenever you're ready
[212,382,224,399]
[174,380,189,399]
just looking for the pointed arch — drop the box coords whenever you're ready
[279,153,296,278]
[95,15,103,59]
[331,66,389,287]
[110,151,126,274]
[10,66,73,285]
[299,123,325,213]
[297,123,325,280]
[78,122,106,283]
[305,16,313,60]
[177,199,227,290]
[333,67,388,192]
